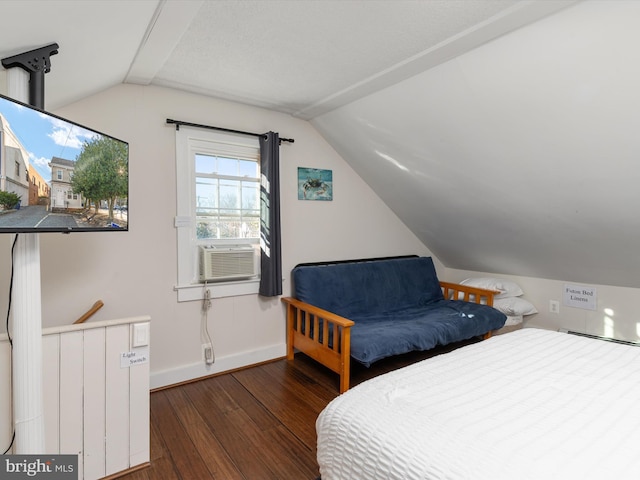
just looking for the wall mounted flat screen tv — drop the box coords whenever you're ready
[0,92,128,233]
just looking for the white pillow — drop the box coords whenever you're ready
[493,297,538,316]
[460,277,524,298]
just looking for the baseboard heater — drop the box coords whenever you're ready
[560,328,639,347]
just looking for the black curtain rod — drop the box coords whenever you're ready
[166,118,294,144]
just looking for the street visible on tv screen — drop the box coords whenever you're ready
[0,93,129,233]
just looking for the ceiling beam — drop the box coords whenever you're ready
[295,0,581,120]
[125,0,204,85]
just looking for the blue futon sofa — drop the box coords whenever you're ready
[281,256,506,392]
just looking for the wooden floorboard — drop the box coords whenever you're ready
[118,339,478,479]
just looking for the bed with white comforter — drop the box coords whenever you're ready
[316,328,640,480]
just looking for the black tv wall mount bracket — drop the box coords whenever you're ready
[1,43,59,109]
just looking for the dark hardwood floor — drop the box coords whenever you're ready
[119,339,478,480]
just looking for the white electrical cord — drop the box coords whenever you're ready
[201,284,215,365]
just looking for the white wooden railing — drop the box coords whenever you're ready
[1,316,151,479]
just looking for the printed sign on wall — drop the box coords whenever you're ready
[563,284,597,310]
[120,347,149,368]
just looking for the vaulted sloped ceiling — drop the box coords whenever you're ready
[1,0,636,288]
[312,1,640,288]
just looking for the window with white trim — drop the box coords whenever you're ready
[175,127,261,302]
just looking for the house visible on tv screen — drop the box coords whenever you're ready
[50,157,82,211]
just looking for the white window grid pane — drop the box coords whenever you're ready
[194,153,260,241]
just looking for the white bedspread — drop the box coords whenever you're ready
[316,328,640,480]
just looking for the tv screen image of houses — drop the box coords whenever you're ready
[0,93,129,233]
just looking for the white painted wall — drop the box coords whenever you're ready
[0,84,434,389]
[444,267,640,343]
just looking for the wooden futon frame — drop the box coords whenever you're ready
[281,282,498,393]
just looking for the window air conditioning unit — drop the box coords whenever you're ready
[199,245,256,282]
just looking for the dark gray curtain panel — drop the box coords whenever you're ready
[259,132,282,296]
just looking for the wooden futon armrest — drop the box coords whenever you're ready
[439,281,500,307]
[281,297,354,393]
[281,297,355,329]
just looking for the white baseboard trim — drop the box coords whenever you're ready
[150,343,286,390]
